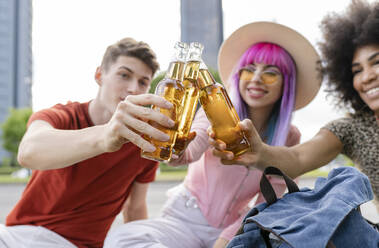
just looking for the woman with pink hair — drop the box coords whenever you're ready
[104,21,321,248]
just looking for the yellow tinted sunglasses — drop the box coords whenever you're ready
[239,67,281,85]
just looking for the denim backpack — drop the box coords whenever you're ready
[227,166,379,248]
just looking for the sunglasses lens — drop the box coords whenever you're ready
[239,69,279,85]
[239,69,254,81]
[261,73,278,84]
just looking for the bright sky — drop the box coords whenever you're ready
[32,0,374,142]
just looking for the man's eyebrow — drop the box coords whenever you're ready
[118,66,133,73]
[118,66,151,80]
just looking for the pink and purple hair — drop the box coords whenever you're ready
[228,42,296,146]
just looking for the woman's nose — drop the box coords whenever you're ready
[251,71,264,84]
[361,68,377,84]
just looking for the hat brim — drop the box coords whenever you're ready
[218,21,321,110]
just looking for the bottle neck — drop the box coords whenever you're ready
[166,61,186,81]
[197,68,215,89]
[183,60,201,81]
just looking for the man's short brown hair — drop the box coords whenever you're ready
[101,38,159,75]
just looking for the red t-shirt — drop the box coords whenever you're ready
[6,101,158,248]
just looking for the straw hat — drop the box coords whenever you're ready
[218,21,321,110]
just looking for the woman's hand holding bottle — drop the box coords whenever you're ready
[208,119,267,170]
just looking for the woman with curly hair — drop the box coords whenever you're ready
[211,0,379,212]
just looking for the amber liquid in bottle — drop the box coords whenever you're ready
[172,60,200,156]
[141,61,185,161]
[198,69,251,156]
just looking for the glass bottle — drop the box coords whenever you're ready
[141,42,188,161]
[197,65,251,157]
[172,42,203,156]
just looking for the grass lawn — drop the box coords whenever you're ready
[155,170,187,181]
[0,168,330,184]
[155,168,331,181]
[0,175,29,184]
[302,169,329,178]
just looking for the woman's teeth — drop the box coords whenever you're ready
[366,87,379,95]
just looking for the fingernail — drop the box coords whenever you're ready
[172,154,178,160]
[168,119,175,127]
[146,144,156,152]
[165,101,173,109]
[163,134,170,141]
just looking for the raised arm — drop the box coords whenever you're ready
[211,119,343,178]
[18,94,174,170]
[18,120,107,170]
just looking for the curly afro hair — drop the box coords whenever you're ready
[318,0,379,113]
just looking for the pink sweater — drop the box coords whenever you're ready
[170,108,300,240]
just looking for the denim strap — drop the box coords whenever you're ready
[260,166,300,205]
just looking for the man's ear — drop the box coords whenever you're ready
[95,67,102,86]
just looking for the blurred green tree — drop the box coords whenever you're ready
[1,107,33,167]
[149,71,166,94]
[207,66,221,85]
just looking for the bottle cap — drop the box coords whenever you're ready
[174,42,189,62]
[187,42,204,61]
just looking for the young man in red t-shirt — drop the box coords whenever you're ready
[0,38,175,248]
